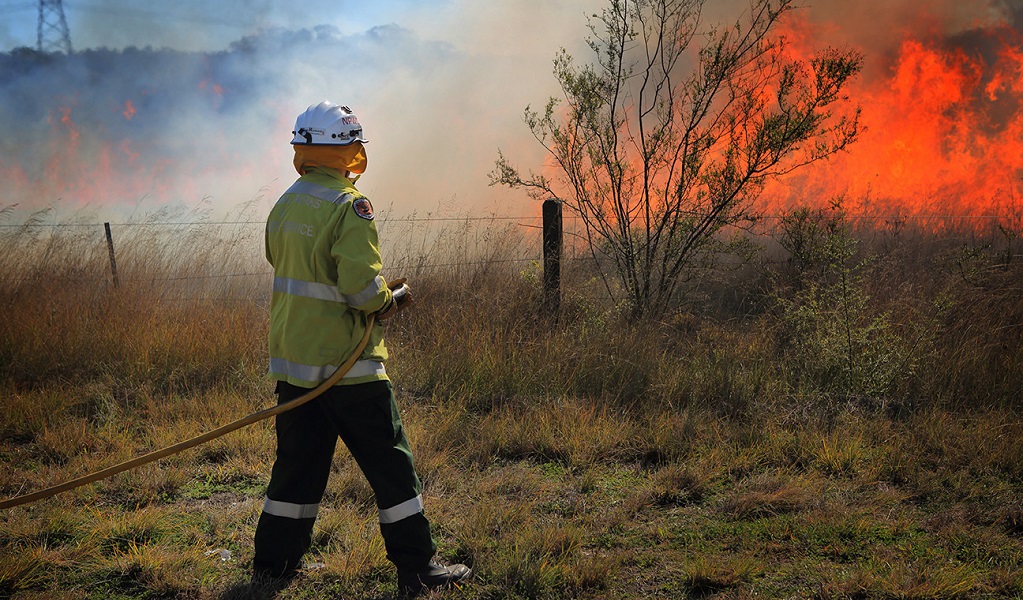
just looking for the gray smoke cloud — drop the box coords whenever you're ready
[2,0,1020,222]
[0,24,511,219]
[0,2,599,221]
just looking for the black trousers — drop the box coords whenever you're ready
[253,380,436,577]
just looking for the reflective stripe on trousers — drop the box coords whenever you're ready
[262,494,424,525]
[262,497,319,520]
[379,494,424,524]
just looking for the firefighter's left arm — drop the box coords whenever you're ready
[331,199,391,313]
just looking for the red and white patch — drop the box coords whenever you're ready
[352,197,375,220]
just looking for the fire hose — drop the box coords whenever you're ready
[0,314,375,511]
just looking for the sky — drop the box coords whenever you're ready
[1,0,1022,223]
[1,1,477,52]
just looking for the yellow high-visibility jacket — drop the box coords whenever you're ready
[265,167,392,388]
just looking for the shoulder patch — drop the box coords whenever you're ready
[352,197,375,220]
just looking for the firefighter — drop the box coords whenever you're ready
[254,100,471,596]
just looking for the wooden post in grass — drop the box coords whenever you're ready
[542,198,562,318]
[104,222,119,288]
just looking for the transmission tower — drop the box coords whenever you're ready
[37,0,73,54]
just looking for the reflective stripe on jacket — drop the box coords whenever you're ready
[265,167,391,388]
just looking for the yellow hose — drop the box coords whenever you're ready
[0,315,376,511]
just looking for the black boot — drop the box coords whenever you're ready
[397,560,472,596]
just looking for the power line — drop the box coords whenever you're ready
[2,213,1019,229]
[37,0,72,54]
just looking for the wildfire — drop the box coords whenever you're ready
[199,79,224,97]
[54,104,80,144]
[4,5,1021,228]
[120,139,139,164]
[1,69,239,213]
[29,101,155,206]
[767,13,1023,225]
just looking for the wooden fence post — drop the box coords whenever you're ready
[104,222,119,288]
[542,198,562,318]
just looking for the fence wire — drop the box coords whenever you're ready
[2,213,1019,303]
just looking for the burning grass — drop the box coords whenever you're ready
[0,210,1020,599]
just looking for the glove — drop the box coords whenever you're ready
[376,278,414,320]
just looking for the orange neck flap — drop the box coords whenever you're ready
[293,142,367,176]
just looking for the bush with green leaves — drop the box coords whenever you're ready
[775,204,921,402]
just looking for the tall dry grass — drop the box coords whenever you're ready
[0,205,1020,599]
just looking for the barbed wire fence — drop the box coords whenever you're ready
[1,209,1020,306]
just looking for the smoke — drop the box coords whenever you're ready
[0,2,598,221]
[3,0,1022,223]
[0,25,490,219]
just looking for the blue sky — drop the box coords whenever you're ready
[0,1,606,55]
[1,1,433,52]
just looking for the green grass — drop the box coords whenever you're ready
[0,212,1021,598]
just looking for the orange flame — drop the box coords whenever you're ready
[54,105,80,144]
[198,79,224,97]
[767,17,1023,227]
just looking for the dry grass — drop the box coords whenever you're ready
[0,210,1020,599]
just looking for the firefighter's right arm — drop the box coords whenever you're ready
[376,278,413,320]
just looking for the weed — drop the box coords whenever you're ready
[0,547,47,596]
[1,211,1021,599]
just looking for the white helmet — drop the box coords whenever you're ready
[291,101,368,146]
